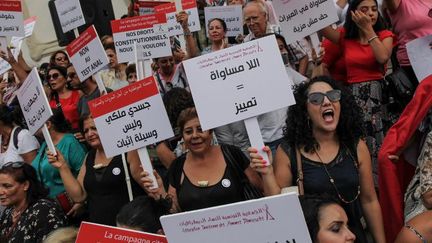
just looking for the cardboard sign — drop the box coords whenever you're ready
[88,77,174,158]
[273,0,338,44]
[0,0,24,37]
[204,5,243,37]
[161,193,312,243]
[66,25,109,82]
[54,0,85,33]
[0,16,37,76]
[111,14,171,63]
[182,35,295,130]
[407,34,432,82]
[76,221,167,243]
[17,68,53,135]
[154,0,201,36]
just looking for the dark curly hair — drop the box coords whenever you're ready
[284,76,364,153]
[344,0,387,39]
[49,108,72,133]
[49,50,69,67]
[162,88,194,132]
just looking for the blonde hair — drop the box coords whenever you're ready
[43,227,78,243]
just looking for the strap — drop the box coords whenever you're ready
[154,73,166,94]
[12,126,22,149]
[121,153,134,202]
[295,147,304,196]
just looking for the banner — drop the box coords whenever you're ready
[17,68,53,135]
[54,0,86,33]
[161,193,312,243]
[204,5,243,38]
[182,35,295,130]
[111,14,171,63]
[88,77,174,158]
[66,25,109,82]
[76,222,167,243]
[0,0,24,37]
[272,0,338,44]
[154,0,201,36]
[138,1,170,16]
[407,34,432,82]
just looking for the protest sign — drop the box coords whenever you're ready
[161,193,312,243]
[54,0,85,33]
[0,37,7,57]
[407,34,432,82]
[66,25,109,82]
[138,0,170,16]
[88,76,174,158]
[272,0,338,44]
[154,0,201,36]
[0,0,24,37]
[76,222,167,243]
[182,35,295,130]
[204,5,243,37]
[17,68,53,135]
[111,14,171,63]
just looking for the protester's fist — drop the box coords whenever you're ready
[176,11,189,29]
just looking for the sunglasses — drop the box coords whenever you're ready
[308,90,341,105]
[67,72,77,79]
[55,56,67,62]
[1,161,25,170]
[46,73,61,81]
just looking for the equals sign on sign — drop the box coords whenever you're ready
[236,84,244,90]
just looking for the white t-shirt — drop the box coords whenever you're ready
[0,127,40,166]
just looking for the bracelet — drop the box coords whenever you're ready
[368,35,379,44]
[183,30,192,36]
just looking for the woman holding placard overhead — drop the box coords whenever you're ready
[249,77,385,242]
[319,0,396,186]
[141,107,262,212]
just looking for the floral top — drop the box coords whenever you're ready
[0,199,66,243]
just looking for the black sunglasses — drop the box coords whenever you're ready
[67,72,77,79]
[46,73,61,81]
[1,161,25,170]
[308,90,341,105]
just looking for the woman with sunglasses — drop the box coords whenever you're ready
[0,162,66,242]
[49,51,70,68]
[249,76,385,242]
[46,65,81,131]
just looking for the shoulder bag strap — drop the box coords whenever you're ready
[295,147,304,196]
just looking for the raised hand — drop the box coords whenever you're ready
[248,146,274,175]
[47,149,68,169]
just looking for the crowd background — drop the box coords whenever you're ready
[0,0,431,242]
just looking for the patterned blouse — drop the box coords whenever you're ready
[0,199,66,243]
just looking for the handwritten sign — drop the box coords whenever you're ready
[407,34,432,82]
[0,0,24,37]
[76,221,167,243]
[111,14,171,63]
[182,35,295,130]
[204,5,243,37]
[273,0,338,44]
[17,68,53,135]
[54,0,85,33]
[160,193,312,243]
[88,77,174,158]
[154,0,201,36]
[66,25,109,82]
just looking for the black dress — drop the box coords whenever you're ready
[83,149,146,226]
[280,140,367,242]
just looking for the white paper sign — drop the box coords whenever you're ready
[154,0,201,36]
[273,0,338,44]
[0,37,7,57]
[66,25,109,82]
[111,14,171,63]
[54,0,85,33]
[0,0,24,37]
[183,35,295,130]
[88,77,174,158]
[204,5,243,37]
[161,193,312,243]
[407,34,432,82]
[17,68,53,134]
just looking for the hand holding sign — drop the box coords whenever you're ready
[140,170,167,199]
[176,11,189,29]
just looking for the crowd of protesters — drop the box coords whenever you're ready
[0,0,431,242]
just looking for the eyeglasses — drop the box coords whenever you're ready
[308,90,341,105]
[55,56,67,62]
[1,161,25,170]
[46,73,61,81]
[67,72,77,79]
[244,15,263,24]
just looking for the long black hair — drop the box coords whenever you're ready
[283,76,365,153]
[344,0,387,39]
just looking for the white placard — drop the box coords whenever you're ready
[273,0,338,44]
[161,193,312,243]
[0,0,24,37]
[66,25,109,82]
[17,68,53,135]
[407,34,432,82]
[111,14,171,63]
[54,0,85,33]
[154,0,201,36]
[204,5,243,37]
[0,37,7,57]
[88,77,174,158]
[183,35,295,130]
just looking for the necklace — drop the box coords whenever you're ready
[197,180,209,187]
[315,148,360,204]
